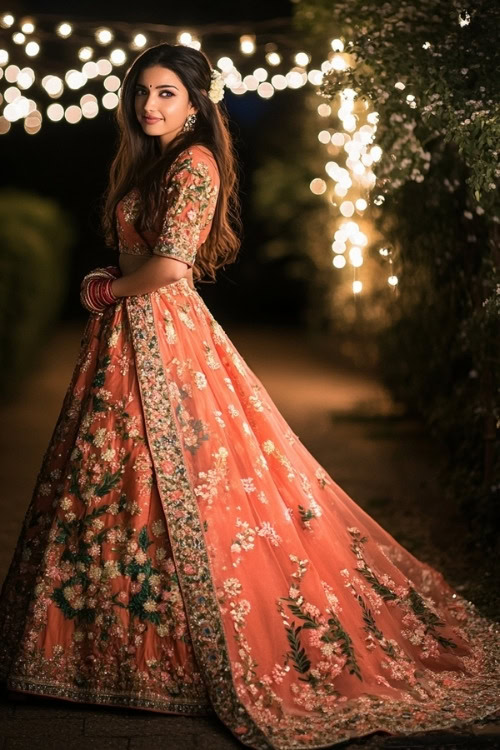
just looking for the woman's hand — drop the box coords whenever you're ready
[80,266,121,314]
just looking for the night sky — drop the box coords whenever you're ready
[1,2,297,322]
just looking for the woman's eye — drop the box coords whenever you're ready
[135,89,173,97]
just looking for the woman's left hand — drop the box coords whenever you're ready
[80,266,121,314]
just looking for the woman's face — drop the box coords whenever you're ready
[134,64,197,150]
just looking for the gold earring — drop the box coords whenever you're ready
[182,113,197,132]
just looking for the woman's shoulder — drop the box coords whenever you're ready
[174,144,217,171]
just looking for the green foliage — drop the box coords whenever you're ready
[293,0,500,533]
[0,188,75,397]
[296,0,500,213]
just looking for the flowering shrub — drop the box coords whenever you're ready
[294,0,500,532]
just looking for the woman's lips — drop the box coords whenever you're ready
[143,116,162,123]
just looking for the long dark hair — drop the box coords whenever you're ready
[101,43,242,283]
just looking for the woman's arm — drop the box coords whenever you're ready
[111,255,189,297]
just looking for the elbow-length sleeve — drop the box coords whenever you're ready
[152,147,220,268]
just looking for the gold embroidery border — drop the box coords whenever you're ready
[126,294,273,750]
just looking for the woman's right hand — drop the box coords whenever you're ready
[80,266,121,314]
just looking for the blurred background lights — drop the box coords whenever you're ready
[0,49,8,65]
[295,51,310,66]
[331,56,347,71]
[217,57,233,72]
[65,104,82,123]
[331,38,344,52]
[355,198,368,211]
[253,67,268,82]
[104,75,121,92]
[82,61,99,78]
[95,27,113,45]
[388,275,399,286]
[333,255,347,268]
[270,74,287,90]
[340,201,355,217]
[12,32,25,45]
[266,52,280,66]
[65,69,87,89]
[317,103,331,117]
[132,33,147,49]
[1,13,15,28]
[102,92,119,109]
[56,22,73,38]
[25,41,40,56]
[47,102,64,121]
[310,178,327,195]
[110,48,126,65]
[353,280,363,293]
[20,20,35,34]
[257,81,274,98]
[240,34,256,54]
[78,46,93,61]
[96,58,112,76]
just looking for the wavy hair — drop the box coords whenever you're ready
[101,43,242,283]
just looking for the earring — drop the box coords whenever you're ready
[182,113,197,132]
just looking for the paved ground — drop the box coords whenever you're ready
[0,321,498,750]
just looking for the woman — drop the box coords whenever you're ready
[0,42,498,750]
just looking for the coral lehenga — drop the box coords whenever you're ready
[0,144,498,750]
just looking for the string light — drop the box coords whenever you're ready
[20,21,35,34]
[0,14,15,28]
[0,12,397,297]
[95,27,113,45]
[25,41,40,56]
[240,34,256,55]
[56,22,73,38]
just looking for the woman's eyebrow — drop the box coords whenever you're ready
[136,83,179,90]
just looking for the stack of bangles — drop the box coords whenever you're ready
[80,266,121,314]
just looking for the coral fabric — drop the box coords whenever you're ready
[0,145,498,750]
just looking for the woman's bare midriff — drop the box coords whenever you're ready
[119,253,195,290]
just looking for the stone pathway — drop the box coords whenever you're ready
[0,322,498,749]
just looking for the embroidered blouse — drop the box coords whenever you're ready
[115,145,220,268]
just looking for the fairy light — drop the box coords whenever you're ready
[12,32,26,44]
[353,280,363,293]
[1,13,15,28]
[240,34,256,54]
[82,61,99,78]
[132,33,147,49]
[310,178,327,195]
[257,82,274,98]
[253,67,268,82]
[331,39,344,52]
[102,92,119,109]
[355,198,368,211]
[0,49,8,65]
[78,47,93,61]
[295,52,310,66]
[388,275,398,286]
[65,105,82,123]
[25,41,40,57]
[21,20,35,34]
[104,75,121,91]
[56,22,73,38]
[271,74,287,90]
[47,103,64,121]
[266,52,280,66]
[110,48,126,65]
[333,255,346,268]
[95,27,113,45]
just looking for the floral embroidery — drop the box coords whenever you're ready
[152,150,219,267]
[0,274,498,750]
